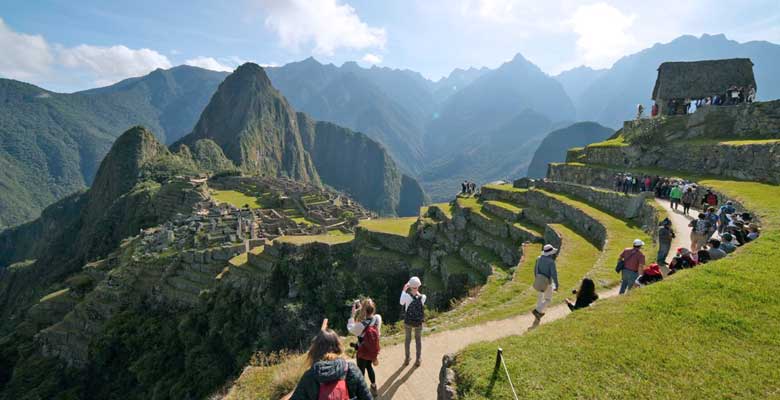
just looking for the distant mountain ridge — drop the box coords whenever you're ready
[0,66,227,229]
[526,122,614,178]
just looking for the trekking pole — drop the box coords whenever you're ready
[496,347,520,400]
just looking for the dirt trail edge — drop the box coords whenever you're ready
[366,198,687,399]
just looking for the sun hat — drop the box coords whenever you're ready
[408,276,422,288]
[633,239,645,247]
[542,244,558,256]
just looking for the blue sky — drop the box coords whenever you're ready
[1,0,779,92]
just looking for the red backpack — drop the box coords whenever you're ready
[356,319,381,361]
[318,363,350,400]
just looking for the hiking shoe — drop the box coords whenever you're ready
[532,309,543,319]
[414,359,422,367]
[403,358,410,366]
[370,384,378,397]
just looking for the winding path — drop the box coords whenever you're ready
[364,197,689,399]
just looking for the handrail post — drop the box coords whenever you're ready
[494,347,503,371]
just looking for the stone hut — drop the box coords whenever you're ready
[652,58,756,114]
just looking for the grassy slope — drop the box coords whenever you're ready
[274,234,354,245]
[211,189,276,209]
[455,179,780,399]
[429,223,602,330]
[358,217,417,236]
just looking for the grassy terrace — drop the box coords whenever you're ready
[586,136,628,148]
[428,202,455,218]
[211,189,276,209]
[430,222,603,330]
[274,234,354,245]
[533,189,655,286]
[484,199,522,214]
[358,216,417,236]
[454,178,780,399]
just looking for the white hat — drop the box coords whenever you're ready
[633,239,645,247]
[408,276,422,288]
[542,244,558,256]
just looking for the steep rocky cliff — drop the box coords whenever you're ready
[177,63,425,216]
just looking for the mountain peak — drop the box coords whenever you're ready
[232,62,273,86]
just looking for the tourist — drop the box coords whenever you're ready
[348,298,382,396]
[400,277,426,367]
[644,176,652,192]
[565,278,598,311]
[747,223,761,241]
[623,175,632,195]
[728,222,748,245]
[720,233,738,253]
[705,207,720,240]
[532,244,559,320]
[681,187,695,215]
[689,213,712,251]
[290,320,372,400]
[747,85,756,103]
[718,201,736,233]
[705,96,712,106]
[707,239,727,261]
[636,263,664,286]
[616,239,646,294]
[636,104,644,120]
[701,189,718,208]
[669,248,697,274]
[614,174,624,192]
[657,219,675,266]
[461,181,467,195]
[669,184,682,211]
[651,102,659,118]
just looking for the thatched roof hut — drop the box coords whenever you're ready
[652,58,756,101]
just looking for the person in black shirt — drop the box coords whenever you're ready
[565,278,598,311]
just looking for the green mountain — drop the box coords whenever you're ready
[526,122,615,178]
[0,66,227,229]
[178,63,425,216]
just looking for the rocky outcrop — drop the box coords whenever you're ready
[437,353,458,400]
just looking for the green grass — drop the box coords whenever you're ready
[211,189,276,209]
[429,202,455,218]
[482,184,527,193]
[40,288,70,303]
[429,222,603,330]
[484,200,523,214]
[274,234,354,245]
[358,217,417,236]
[454,179,780,399]
[586,136,628,148]
[537,189,655,286]
[228,252,248,267]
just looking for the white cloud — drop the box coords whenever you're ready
[257,0,386,55]
[184,56,235,72]
[60,44,172,86]
[361,53,382,64]
[0,18,54,81]
[459,0,519,23]
[568,2,639,68]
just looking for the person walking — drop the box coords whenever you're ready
[400,277,426,367]
[532,244,559,321]
[657,219,675,267]
[701,189,718,208]
[669,184,682,211]
[689,213,712,251]
[718,200,736,234]
[616,239,646,294]
[290,320,372,400]
[681,187,695,215]
[348,299,382,397]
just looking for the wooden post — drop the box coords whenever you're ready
[494,347,503,371]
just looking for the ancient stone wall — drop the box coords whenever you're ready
[525,190,607,249]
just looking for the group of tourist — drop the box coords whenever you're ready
[613,173,668,194]
[460,180,477,196]
[644,85,756,117]
[289,277,427,399]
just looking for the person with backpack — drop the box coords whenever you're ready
[718,201,736,233]
[681,187,695,215]
[348,298,381,397]
[400,276,426,367]
[701,189,718,208]
[532,244,559,320]
[689,213,712,251]
[669,248,697,274]
[290,320,372,400]
[669,184,682,211]
[635,263,664,286]
[616,239,646,294]
[565,278,598,311]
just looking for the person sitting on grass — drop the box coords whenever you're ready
[290,320,372,400]
[707,238,727,261]
[668,248,697,274]
[747,223,761,241]
[720,233,738,254]
[635,263,664,287]
[565,278,598,311]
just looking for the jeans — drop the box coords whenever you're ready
[535,284,553,314]
[620,269,639,294]
[404,323,422,361]
[356,357,376,384]
[657,242,671,264]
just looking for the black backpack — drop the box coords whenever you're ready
[404,295,425,327]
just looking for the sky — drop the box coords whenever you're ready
[1,0,779,92]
